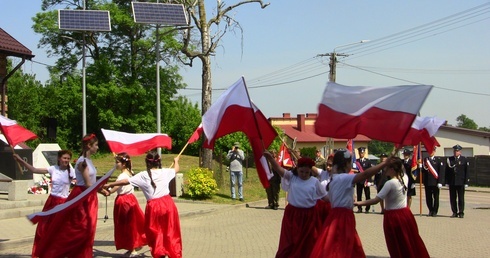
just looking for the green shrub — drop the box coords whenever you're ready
[184,167,219,199]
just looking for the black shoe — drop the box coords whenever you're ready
[273,206,278,210]
[432,212,437,217]
[451,213,458,218]
[356,209,362,213]
[458,213,464,218]
[265,205,272,209]
[427,212,433,217]
[239,198,244,202]
[364,210,370,214]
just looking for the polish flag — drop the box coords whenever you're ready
[398,116,445,154]
[277,143,293,168]
[187,123,203,144]
[28,166,116,224]
[315,82,432,144]
[411,144,421,179]
[202,77,278,188]
[0,115,37,147]
[101,128,172,156]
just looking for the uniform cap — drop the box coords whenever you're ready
[453,144,462,151]
[380,153,388,158]
[402,148,412,155]
[357,147,366,153]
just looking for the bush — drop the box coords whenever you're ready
[184,167,218,200]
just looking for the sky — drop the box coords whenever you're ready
[1,1,490,128]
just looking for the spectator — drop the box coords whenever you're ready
[227,142,245,201]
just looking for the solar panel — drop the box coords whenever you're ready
[132,2,188,25]
[58,10,111,31]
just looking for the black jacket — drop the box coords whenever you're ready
[422,156,444,186]
[445,155,469,186]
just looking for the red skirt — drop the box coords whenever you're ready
[310,207,365,258]
[32,195,67,257]
[145,195,182,258]
[35,185,98,258]
[114,193,147,250]
[276,204,321,258]
[383,207,430,258]
[315,199,331,222]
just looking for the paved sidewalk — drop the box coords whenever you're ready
[0,186,489,257]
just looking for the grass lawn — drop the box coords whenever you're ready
[92,153,285,204]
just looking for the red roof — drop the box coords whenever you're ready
[277,123,370,143]
[0,28,34,59]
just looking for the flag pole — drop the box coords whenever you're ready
[241,77,265,149]
[418,142,423,216]
[11,146,25,175]
[169,141,191,168]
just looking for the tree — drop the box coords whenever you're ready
[27,0,194,151]
[456,114,478,130]
[179,0,270,169]
[367,140,394,157]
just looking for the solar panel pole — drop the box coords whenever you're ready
[156,23,161,156]
[82,0,87,137]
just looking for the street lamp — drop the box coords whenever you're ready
[329,40,370,82]
[61,35,87,136]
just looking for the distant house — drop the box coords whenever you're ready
[269,113,371,158]
[434,125,490,156]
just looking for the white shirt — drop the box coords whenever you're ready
[74,156,97,186]
[328,173,356,208]
[376,174,409,210]
[317,168,330,193]
[282,170,327,208]
[129,168,175,200]
[116,172,134,195]
[48,165,75,198]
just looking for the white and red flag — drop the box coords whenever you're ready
[397,116,445,154]
[101,128,172,156]
[277,143,294,168]
[0,115,37,147]
[202,77,277,188]
[187,123,203,144]
[27,166,116,224]
[315,82,432,144]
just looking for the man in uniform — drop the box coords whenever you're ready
[355,147,373,213]
[402,148,416,208]
[445,144,469,218]
[422,147,444,217]
[314,149,326,170]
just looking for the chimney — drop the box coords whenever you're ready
[297,114,305,132]
[306,113,317,119]
[283,113,290,118]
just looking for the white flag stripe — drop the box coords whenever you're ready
[101,128,169,144]
[321,82,433,115]
[0,115,17,126]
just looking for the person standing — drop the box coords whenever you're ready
[263,152,328,258]
[402,148,416,208]
[422,147,444,217]
[13,150,75,258]
[445,144,469,218]
[354,157,430,258]
[105,152,182,258]
[314,149,326,170]
[36,133,107,257]
[106,152,147,257]
[227,142,245,201]
[355,147,373,213]
[265,150,281,210]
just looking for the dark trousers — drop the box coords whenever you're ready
[424,186,440,214]
[266,175,281,208]
[449,185,465,215]
[356,183,371,211]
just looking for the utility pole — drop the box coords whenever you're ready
[317,52,349,83]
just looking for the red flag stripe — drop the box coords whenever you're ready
[0,115,37,146]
